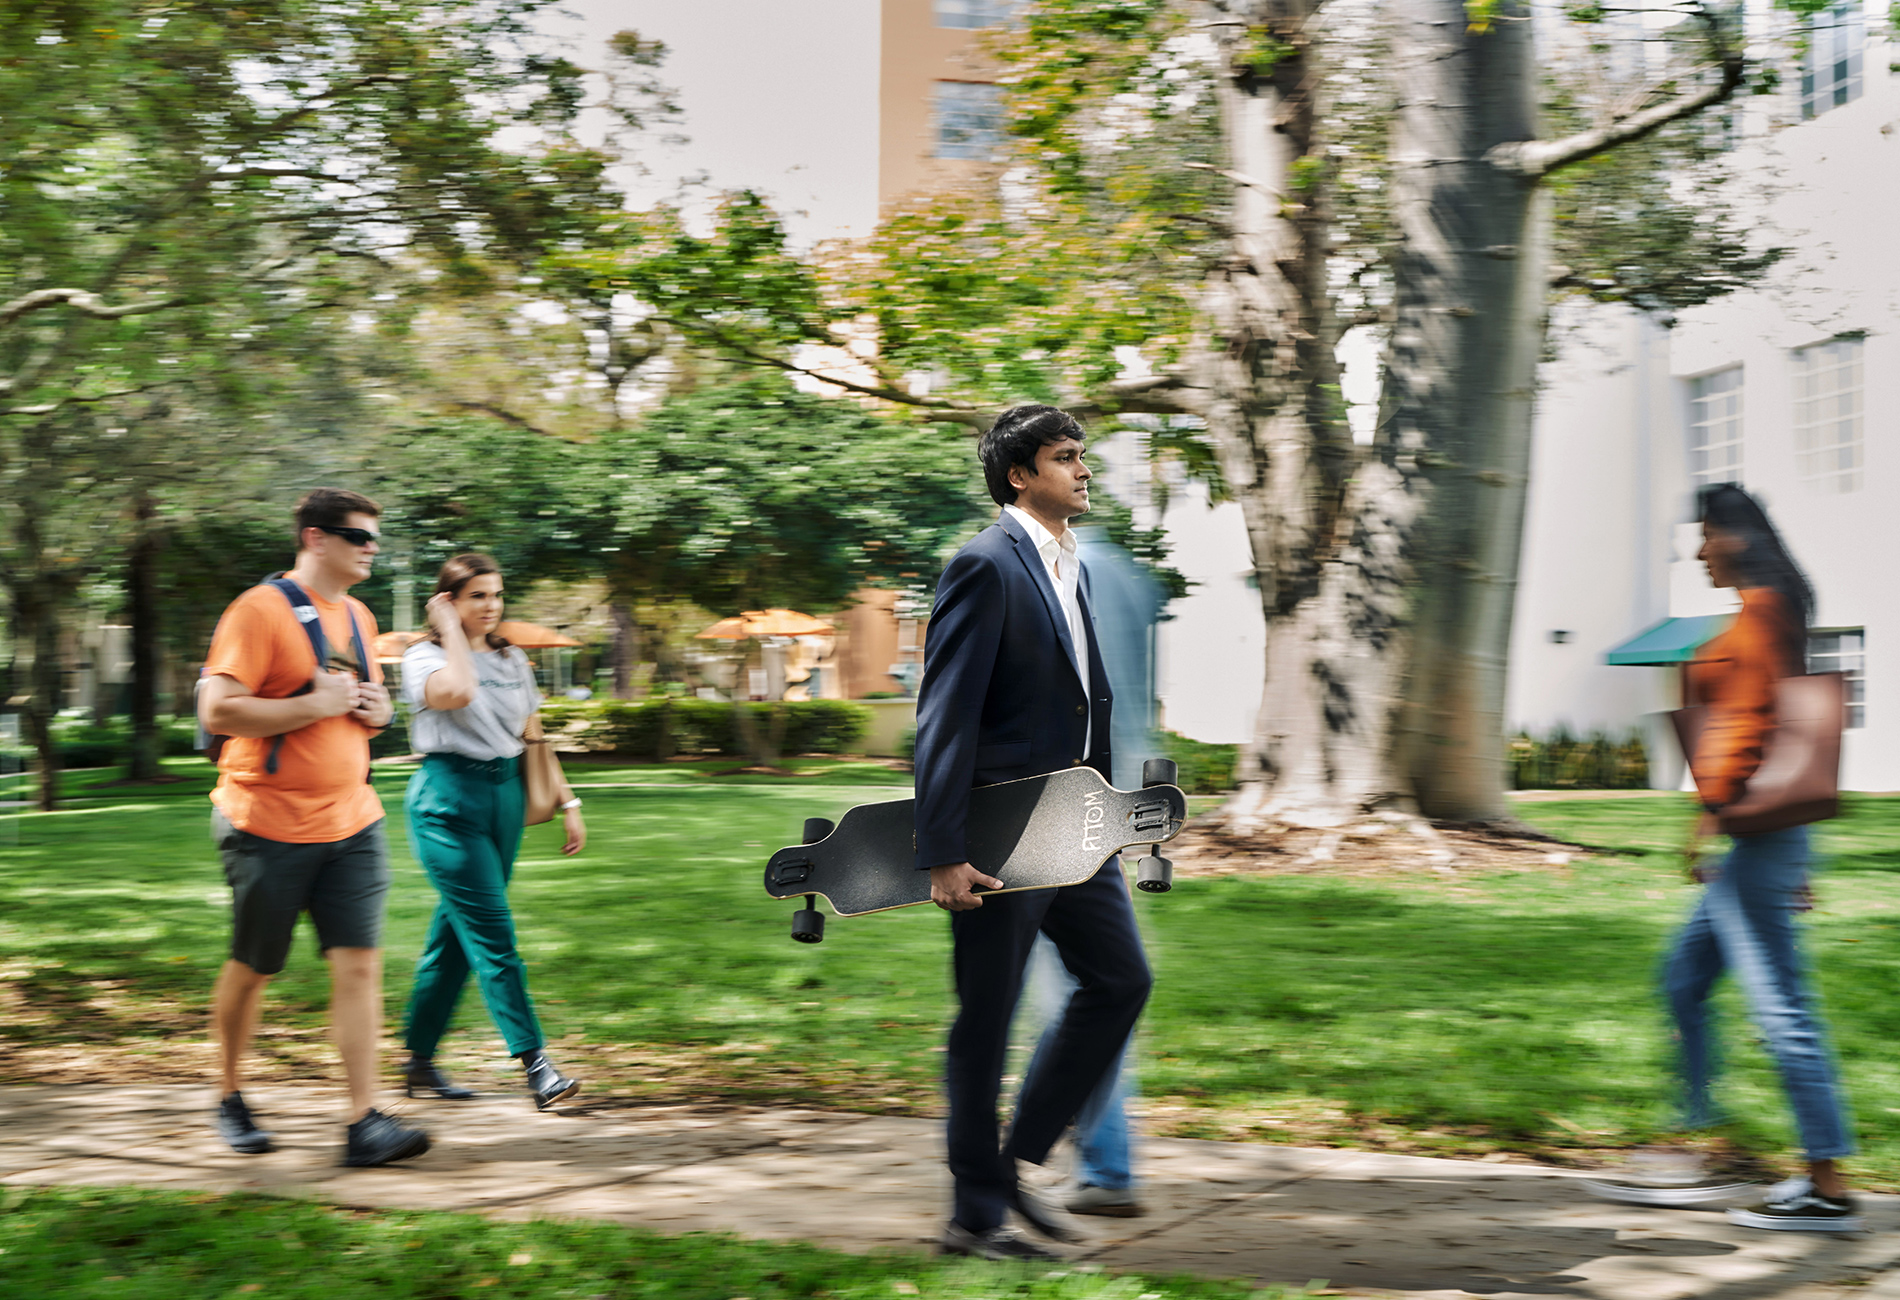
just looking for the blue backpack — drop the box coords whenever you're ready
[196,574,372,778]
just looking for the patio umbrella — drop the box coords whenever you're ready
[497,620,582,649]
[696,609,834,639]
[372,629,427,664]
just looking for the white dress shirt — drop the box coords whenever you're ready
[1004,505,1091,759]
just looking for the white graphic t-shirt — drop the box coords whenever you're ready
[402,640,539,761]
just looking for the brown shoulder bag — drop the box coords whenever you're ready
[521,711,565,826]
[1671,672,1845,835]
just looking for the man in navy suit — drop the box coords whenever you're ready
[914,404,1153,1260]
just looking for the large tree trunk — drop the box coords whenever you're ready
[1196,0,1361,832]
[1380,0,1546,823]
[1213,0,1546,830]
[126,491,166,781]
[610,602,638,700]
[22,589,62,812]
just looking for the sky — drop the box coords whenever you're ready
[547,0,882,245]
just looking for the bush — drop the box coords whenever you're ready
[1160,731,1238,795]
[0,715,202,770]
[537,698,871,759]
[1509,726,1649,790]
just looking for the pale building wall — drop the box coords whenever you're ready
[1510,11,1900,790]
[879,0,999,208]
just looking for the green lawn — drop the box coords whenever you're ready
[4,759,1899,1187]
[0,1185,1322,1300]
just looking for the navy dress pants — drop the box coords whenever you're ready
[945,857,1151,1233]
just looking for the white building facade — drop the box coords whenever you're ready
[1506,0,1898,790]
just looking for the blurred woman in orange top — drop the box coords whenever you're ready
[1666,484,1856,1232]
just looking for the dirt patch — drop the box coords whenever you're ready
[1166,820,1600,879]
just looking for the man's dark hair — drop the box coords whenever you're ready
[978,405,1086,507]
[293,487,382,549]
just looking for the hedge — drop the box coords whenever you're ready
[0,716,201,771]
[1160,731,1238,795]
[1509,727,1650,790]
[536,698,871,759]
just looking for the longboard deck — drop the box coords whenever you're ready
[763,766,1188,917]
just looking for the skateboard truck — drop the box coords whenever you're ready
[789,818,835,943]
[1134,758,1176,893]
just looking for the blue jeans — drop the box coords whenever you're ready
[1661,825,1855,1161]
[1016,934,1137,1189]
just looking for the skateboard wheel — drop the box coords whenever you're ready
[791,908,825,943]
[1141,758,1178,789]
[802,817,835,845]
[1136,853,1173,893]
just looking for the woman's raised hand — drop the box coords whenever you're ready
[425,591,462,639]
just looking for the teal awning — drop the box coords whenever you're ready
[1604,614,1731,666]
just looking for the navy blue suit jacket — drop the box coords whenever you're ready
[913,512,1113,870]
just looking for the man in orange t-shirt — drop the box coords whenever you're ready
[197,487,428,1168]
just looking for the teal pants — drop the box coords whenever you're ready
[402,753,544,1059]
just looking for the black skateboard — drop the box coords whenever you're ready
[763,759,1189,942]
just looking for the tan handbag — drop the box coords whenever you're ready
[521,711,565,826]
[1671,672,1845,835]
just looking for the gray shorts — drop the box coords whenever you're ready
[213,811,390,976]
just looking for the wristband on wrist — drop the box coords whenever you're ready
[559,797,582,811]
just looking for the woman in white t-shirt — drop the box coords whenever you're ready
[397,553,586,1111]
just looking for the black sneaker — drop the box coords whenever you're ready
[339,1108,431,1168]
[215,1092,275,1155]
[1726,1180,1862,1233]
[939,1221,1063,1261]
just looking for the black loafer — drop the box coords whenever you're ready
[339,1108,430,1167]
[215,1091,275,1155]
[520,1051,580,1110]
[403,1057,477,1100]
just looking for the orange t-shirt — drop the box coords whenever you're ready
[203,582,386,843]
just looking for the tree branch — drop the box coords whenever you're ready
[445,400,556,437]
[0,288,182,328]
[1185,161,1281,196]
[657,315,988,416]
[1486,43,1744,178]
[0,380,176,418]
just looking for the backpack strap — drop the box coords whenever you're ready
[261,574,364,777]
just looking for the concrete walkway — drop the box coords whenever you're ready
[3,1085,1896,1299]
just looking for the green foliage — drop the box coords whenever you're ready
[0,715,197,770]
[591,377,988,613]
[1545,115,1787,317]
[1161,730,1238,794]
[538,698,872,759]
[1508,727,1650,790]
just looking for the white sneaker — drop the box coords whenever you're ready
[1579,1175,1759,1208]
[1062,1181,1147,1218]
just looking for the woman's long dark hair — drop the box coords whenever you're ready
[1696,484,1814,633]
[424,553,516,655]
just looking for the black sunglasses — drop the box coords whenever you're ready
[315,524,381,547]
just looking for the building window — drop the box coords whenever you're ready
[934,81,1004,160]
[1688,367,1744,488]
[936,0,1018,29]
[1801,1,1864,120]
[1791,336,1864,493]
[1809,629,1866,729]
